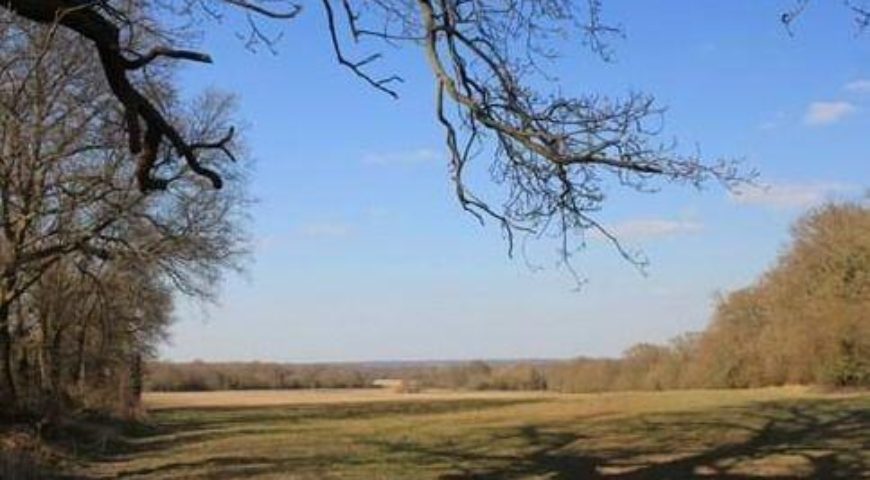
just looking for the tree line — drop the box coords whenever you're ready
[446,202,870,392]
[148,201,869,393]
[147,361,372,391]
[0,14,248,419]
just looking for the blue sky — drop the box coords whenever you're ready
[162,1,869,362]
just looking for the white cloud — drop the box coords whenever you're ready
[844,79,870,93]
[803,101,856,126]
[362,148,442,166]
[730,182,857,209]
[607,219,703,240]
[297,222,353,238]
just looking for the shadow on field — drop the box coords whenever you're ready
[390,398,868,479]
[62,396,867,479]
[93,398,544,478]
[112,398,542,453]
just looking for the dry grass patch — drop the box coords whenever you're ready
[143,388,555,410]
[55,387,869,479]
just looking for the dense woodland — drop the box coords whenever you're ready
[149,202,870,393]
[0,16,248,419]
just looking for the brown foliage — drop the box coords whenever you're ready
[696,202,870,388]
[0,17,250,417]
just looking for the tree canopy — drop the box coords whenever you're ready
[0,13,249,414]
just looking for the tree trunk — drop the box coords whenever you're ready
[48,326,64,400]
[130,352,142,404]
[75,321,87,396]
[0,302,18,409]
[117,351,143,419]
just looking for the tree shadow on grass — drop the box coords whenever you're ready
[47,395,868,479]
[371,397,869,479]
[111,453,349,479]
[144,397,543,432]
[61,397,543,478]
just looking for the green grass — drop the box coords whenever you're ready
[62,388,868,479]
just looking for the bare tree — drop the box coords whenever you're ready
[0,17,249,412]
[0,1,753,270]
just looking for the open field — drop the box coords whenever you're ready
[62,387,867,479]
[143,389,556,411]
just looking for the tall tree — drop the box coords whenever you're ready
[0,16,249,413]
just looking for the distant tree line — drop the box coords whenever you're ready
[436,202,870,392]
[148,202,869,393]
[147,362,372,391]
[469,202,870,392]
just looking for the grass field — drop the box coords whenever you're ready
[62,387,867,479]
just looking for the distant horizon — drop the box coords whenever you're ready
[153,355,591,365]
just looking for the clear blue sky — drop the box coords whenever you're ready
[162,1,869,362]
